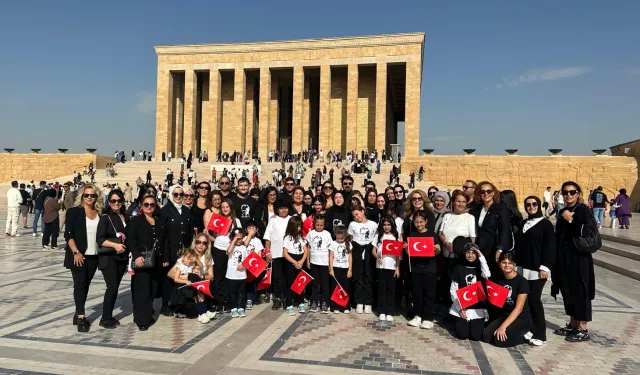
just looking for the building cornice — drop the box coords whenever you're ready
[155,32,425,56]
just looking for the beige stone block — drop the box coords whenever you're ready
[404,61,421,157]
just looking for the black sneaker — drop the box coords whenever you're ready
[271,299,282,310]
[72,314,78,326]
[309,302,319,313]
[77,317,90,333]
[321,302,329,314]
[566,327,590,342]
[553,324,576,337]
[99,318,117,329]
[160,305,174,317]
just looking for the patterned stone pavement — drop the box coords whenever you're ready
[0,214,639,375]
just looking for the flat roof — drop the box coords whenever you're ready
[610,139,640,149]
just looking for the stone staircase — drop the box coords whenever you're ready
[593,227,640,281]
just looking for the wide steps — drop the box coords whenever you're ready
[600,239,640,262]
[592,249,640,281]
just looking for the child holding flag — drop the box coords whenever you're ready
[305,214,333,313]
[348,204,378,314]
[168,248,213,324]
[328,225,352,313]
[282,216,309,315]
[371,216,401,322]
[242,220,264,310]
[226,231,251,318]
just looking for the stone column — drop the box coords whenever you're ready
[318,65,331,153]
[291,66,304,154]
[234,67,246,153]
[302,74,310,151]
[375,62,387,153]
[205,67,221,156]
[155,69,173,156]
[245,77,255,155]
[258,67,271,159]
[183,69,197,156]
[269,76,279,152]
[404,61,421,157]
[174,76,185,157]
[346,64,358,154]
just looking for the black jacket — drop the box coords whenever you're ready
[127,214,165,263]
[162,203,193,264]
[96,213,129,268]
[64,207,96,269]
[515,218,556,272]
[470,202,512,255]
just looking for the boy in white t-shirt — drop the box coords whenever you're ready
[305,215,333,313]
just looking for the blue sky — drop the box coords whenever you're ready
[1,0,638,156]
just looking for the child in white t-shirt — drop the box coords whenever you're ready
[282,216,309,315]
[243,221,264,310]
[305,215,333,313]
[328,225,352,313]
[169,248,211,323]
[226,231,249,318]
[371,216,401,322]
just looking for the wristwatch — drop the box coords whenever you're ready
[73,250,80,255]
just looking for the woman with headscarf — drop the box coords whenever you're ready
[613,188,632,229]
[325,190,351,238]
[431,191,451,234]
[515,195,556,346]
[183,187,195,209]
[364,189,378,222]
[160,185,193,316]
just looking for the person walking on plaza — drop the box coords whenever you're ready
[42,189,61,249]
[589,186,608,229]
[613,188,632,229]
[19,183,30,229]
[32,181,46,236]
[542,186,552,218]
[5,181,22,237]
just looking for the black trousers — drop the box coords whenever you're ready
[213,248,229,308]
[70,255,99,316]
[528,278,547,341]
[43,218,60,247]
[411,271,437,321]
[100,256,127,320]
[331,267,350,311]
[483,316,532,347]
[378,269,396,315]
[351,243,373,305]
[456,318,485,341]
[310,264,330,306]
[227,279,246,309]
[437,257,456,306]
[131,265,160,326]
[161,265,172,307]
[284,254,304,307]
[271,258,285,302]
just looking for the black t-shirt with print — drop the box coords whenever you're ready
[590,191,608,208]
[495,273,530,319]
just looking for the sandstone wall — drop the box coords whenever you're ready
[402,155,638,205]
[0,154,115,183]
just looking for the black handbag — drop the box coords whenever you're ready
[98,215,123,254]
[133,239,157,269]
[573,205,602,254]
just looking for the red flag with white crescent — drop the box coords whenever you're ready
[206,212,232,235]
[381,239,403,256]
[191,280,213,299]
[455,282,480,309]
[242,251,268,277]
[330,284,349,307]
[290,269,313,295]
[257,267,272,290]
[407,236,435,257]
[486,279,510,308]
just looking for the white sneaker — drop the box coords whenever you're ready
[379,314,386,321]
[205,311,217,319]
[198,314,210,324]
[386,315,394,322]
[40,233,43,237]
[364,305,372,314]
[356,304,364,314]
[32,233,37,237]
[343,309,350,314]
[420,320,434,329]
[333,310,341,314]
[13,233,21,237]
[529,339,546,346]
[408,316,422,327]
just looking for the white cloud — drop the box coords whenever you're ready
[135,91,155,115]
[624,67,640,76]
[496,66,592,88]
[423,135,468,142]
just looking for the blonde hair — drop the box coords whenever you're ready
[191,232,212,266]
[403,189,434,220]
[73,184,103,212]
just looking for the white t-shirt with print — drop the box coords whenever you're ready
[225,245,248,280]
[373,233,400,270]
[305,230,332,266]
[245,236,265,255]
[329,240,350,269]
[348,220,378,246]
[283,235,307,256]
[263,215,290,259]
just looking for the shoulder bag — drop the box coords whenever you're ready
[98,215,124,254]
[572,204,601,254]
[133,238,157,269]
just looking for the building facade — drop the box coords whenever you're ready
[154,33,424,158]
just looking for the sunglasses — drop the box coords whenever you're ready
[463,185,474,189]
[173,192,184,198]
[323,186,333,190]
[286,182,294,186]
[195,240,208,246]
[198,186,211,190]
[342,182,353,185]
[428,192,436,196]
[142,202,156,208]
[394,191,403,194]
[83,194,98,199]
[480,189,494,195]
[562,189,578,196]
[525,202,538,208]
[219,182,230,185]
[109,199,124,204]
[411,197,423,201]
[184,194,195,198]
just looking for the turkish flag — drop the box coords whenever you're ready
[381,239,403,256]
[290,270,313,295]
[330,285,349,307]
[191,280,213,299]
[455,282,481,309]
[407,237,435,257]
[257,268,272,290]
[476,282,487,301]
[242,251,267,277]
[486,279,510,308]
[206,212,231,234]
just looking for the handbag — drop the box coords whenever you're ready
[98,215,124,254]
[572,205,601,254]
[133,239,157,269]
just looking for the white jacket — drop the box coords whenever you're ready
[6,188,22,208]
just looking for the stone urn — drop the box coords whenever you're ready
[422,148,434,155]
[463,148,476,155]
[592,149,607,156]
[31,148,41,154]
[86,148,97,154]
[548,149,562,156]
[4,148,15,153]
[58,148,69,154]
[505,149,518,155]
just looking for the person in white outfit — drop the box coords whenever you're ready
[5,181,23,237]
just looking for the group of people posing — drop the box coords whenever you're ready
[59,173,597,349]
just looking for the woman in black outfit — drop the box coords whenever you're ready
[551,181,594,342]
[192,181,211,233]
[470,181,512,278]
[325,190,351,238]
[364,189,379,221]
[127,184,158,217]
[500,190,523,236]
[96,189,129,329]
[161,185,193,316]
[128,194,165,331]
[63,184,103,333]
[515,195,556,346]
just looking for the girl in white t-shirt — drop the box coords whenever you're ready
[305,215,333,313]
[226,231,249,318]
[347,205,378,314]
[243,221,265,310]
[210,198,242,313]
[371,216,401,322]
[168,248,212,324]
[263,200,291,310]
[282,216,309,316]
[328,225,352,313]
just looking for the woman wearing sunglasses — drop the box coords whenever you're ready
[470,181,512,278]
[63,183,103,333]
[96,189,129,329]
[515,196,556,346]
[551,181,595,342]
[160,185,193,316]
[193,182,211,233]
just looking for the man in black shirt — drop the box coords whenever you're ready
[218,175,236,199]
[589,186,608,228]
[280,177,295,206]
[232,178,262,231]
[32,181,46,236]
[341,175,354,204]
[19,184,30,229]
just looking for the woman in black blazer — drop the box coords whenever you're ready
[63,184,103,333]
[96,189,129,329]
[161,185,193,316]
[470,181,512,278]
[128,194,165,331]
